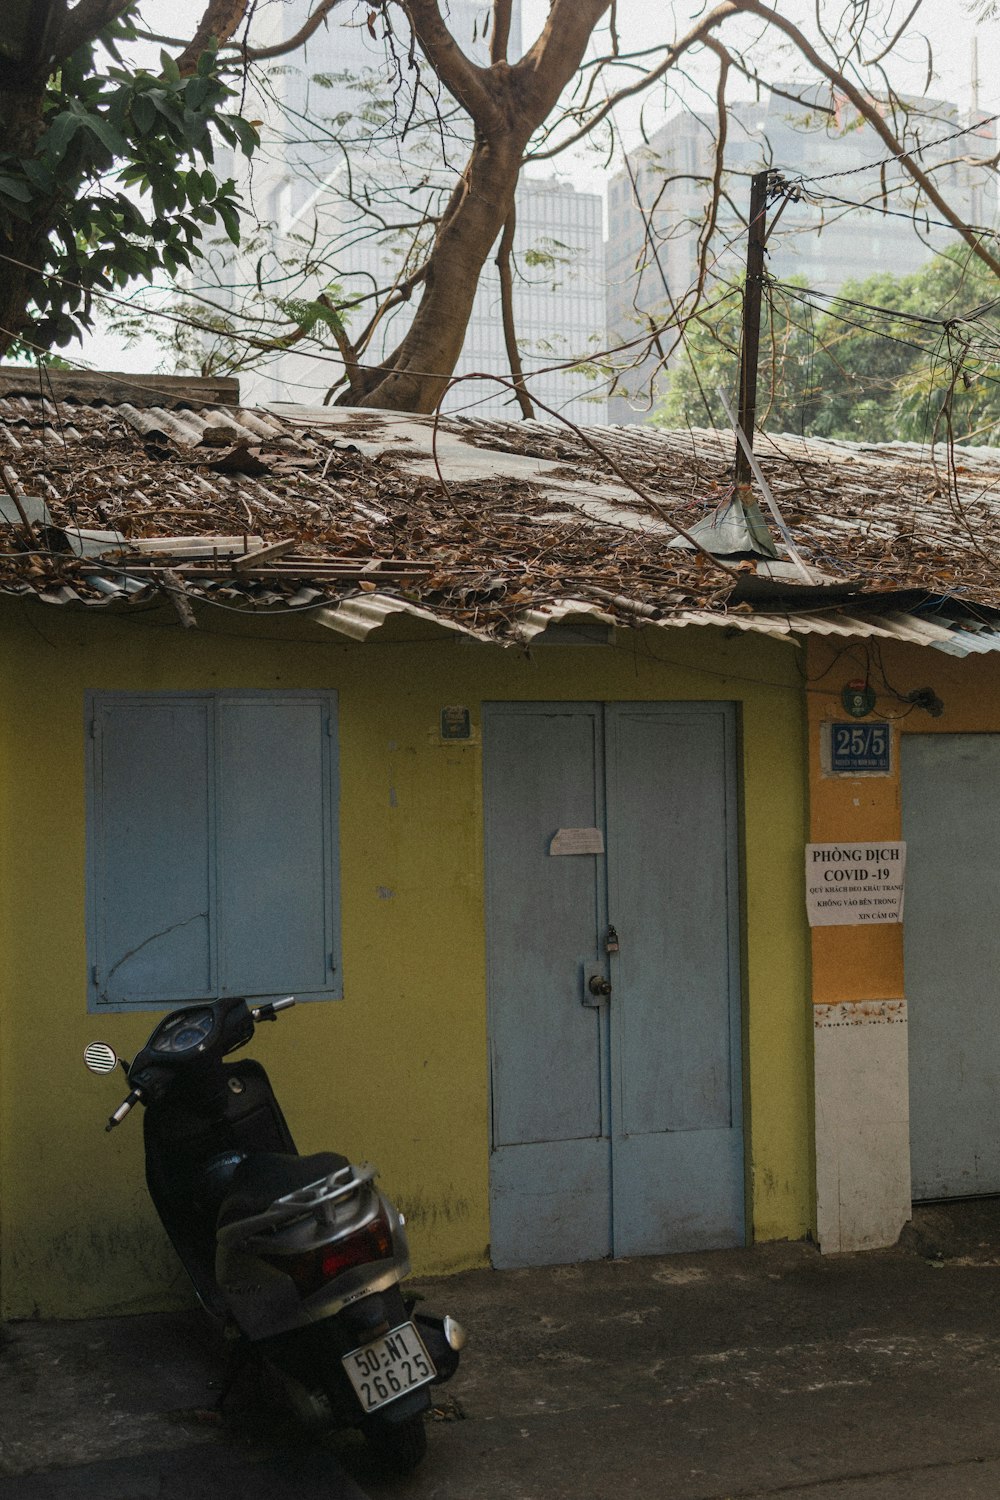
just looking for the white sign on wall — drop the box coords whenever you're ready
[806,842,906,926]
[550,827,605,856]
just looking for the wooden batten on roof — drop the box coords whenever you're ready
[0,369,241,410]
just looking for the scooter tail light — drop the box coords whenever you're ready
[262,1211,395,1297]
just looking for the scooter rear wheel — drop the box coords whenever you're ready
[368,1412,428,1474]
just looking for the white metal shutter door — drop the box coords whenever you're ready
[903,733,1000,1199]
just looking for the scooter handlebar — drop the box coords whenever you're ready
[105,1089,143,1132]
[250,997,296,1023]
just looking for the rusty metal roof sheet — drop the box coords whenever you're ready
[3,380,1000,650]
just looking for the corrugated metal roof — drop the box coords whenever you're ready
[3,377,1000,651]
[666,608,1000,656]
[313,598,1000,656]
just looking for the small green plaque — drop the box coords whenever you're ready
[841,680,876,718]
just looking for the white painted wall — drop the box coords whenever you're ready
[814,999,912,1253]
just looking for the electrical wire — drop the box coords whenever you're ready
[795,111,1000,187]
[0,246,729,403]
[798,186,1000,245]
[771,280,1000,373]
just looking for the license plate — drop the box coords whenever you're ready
[342,1321,436,1413]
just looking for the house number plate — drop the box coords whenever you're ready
[829,721,890,774]
[342,1321,436,1412]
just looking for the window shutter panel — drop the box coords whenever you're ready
[89,696,214,1006]
[215,694,340,997]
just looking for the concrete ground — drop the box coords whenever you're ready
[5,1201,1000,1499]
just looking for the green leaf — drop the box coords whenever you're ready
[112,193,146,232]
[42,112,82,167]
[102,30,126,66]
[131,93,156,135]
[160,50,181,84]
[21,160,55,193]
[117,164,150,190]
[148,88,179,120]
[53,312,82,346]
[182,107,207,148]
[215,199,240,244]
[0,174,34,203]
[80,113,127,156]
[227,115,259,157]
[184,76,210,110]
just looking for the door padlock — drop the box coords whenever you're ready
[605,925,620,954]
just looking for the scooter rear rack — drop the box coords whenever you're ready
[217,1162,379,1246]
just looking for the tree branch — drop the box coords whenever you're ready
[399,0,499,132]
[528,0,739,161]
[695,39,730,305]
[49,0,134,65]
[175,0,252,75]
[515,0,613,123]
[491,0,513,64]
[224,0,349,64]
[495,208,534,418]
[741,0,1000,281]
[353,262,430,356]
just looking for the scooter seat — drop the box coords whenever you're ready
[217,1151,352,1227]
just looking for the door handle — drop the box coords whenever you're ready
[582,964,612,1007]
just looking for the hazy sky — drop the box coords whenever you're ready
[142,0,1000,133]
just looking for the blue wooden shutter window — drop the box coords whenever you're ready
[86,691,341,1011]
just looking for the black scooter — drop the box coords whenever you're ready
[84,993,465,1474]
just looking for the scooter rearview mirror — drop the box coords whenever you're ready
[84,1041,119,1075]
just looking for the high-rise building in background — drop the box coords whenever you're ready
[605,88,998,424]
[225,1,607,422]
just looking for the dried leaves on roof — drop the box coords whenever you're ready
[2,385,1000,638]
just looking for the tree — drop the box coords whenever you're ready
[657,249,1000,445]
[0,0,357,359]
[3,2,999,414]
[0,3,256,356]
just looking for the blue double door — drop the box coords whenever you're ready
[483,702,745,1268]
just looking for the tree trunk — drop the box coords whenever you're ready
[336,131,524,412]
[0,88,50,357]
[0,225,48,355]
[336,0,613,412]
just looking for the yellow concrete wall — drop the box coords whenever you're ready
[0,602,812,1318]
[806,637,1000,1006]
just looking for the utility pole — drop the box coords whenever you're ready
[720,168,813,581]
[735,169,773,488]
